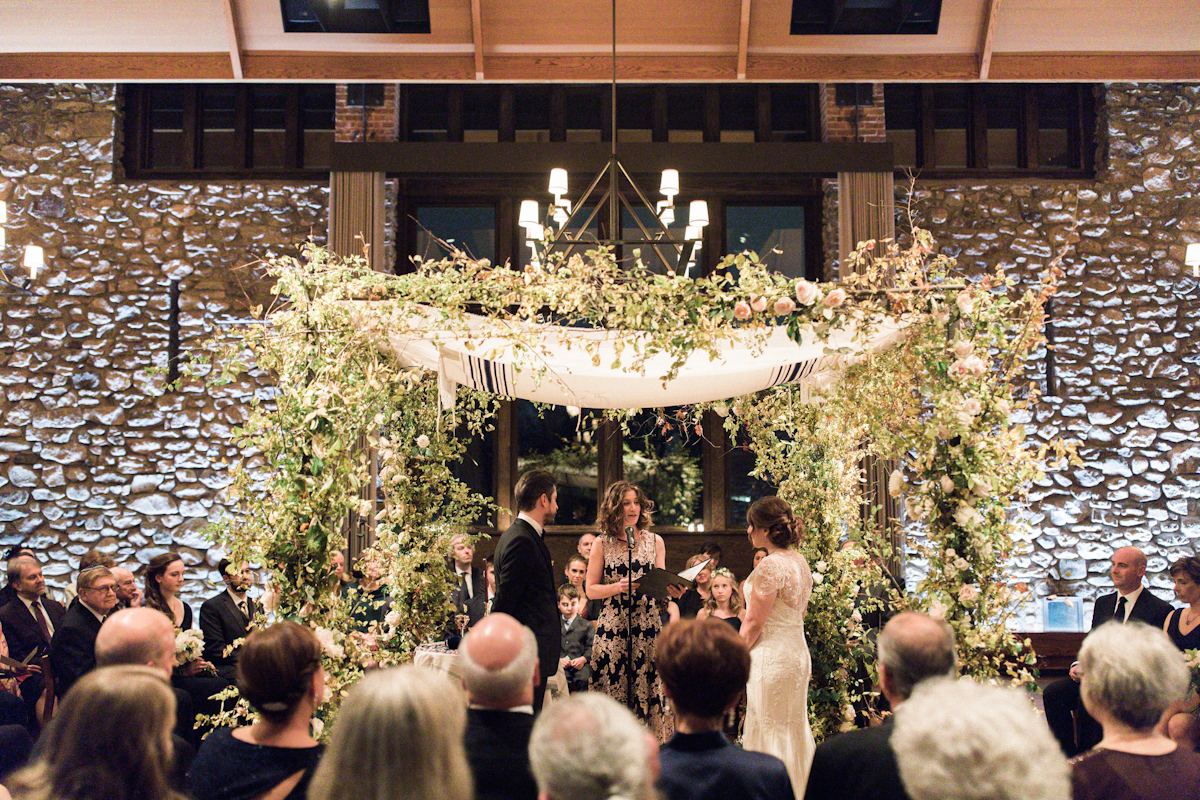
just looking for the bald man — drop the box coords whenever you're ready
[459,613,540,800]
[109,567,141,610]
[1042,546,1173,756]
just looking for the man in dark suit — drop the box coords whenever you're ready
[804,612,958,800]
[0,556,67,712]
[657,618,795,800]
[449,534,488,628]
[460,613,539,800]
[492,469,561,712]
[49,565,118,698]
[199,559,256,682]
[1042,545,1173,756]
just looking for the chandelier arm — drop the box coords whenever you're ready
[614,158,678,243]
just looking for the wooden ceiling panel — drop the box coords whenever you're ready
[0,0,226,53]
[993,0,1200,53]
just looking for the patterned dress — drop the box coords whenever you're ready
[590,530,673,742]
[743,548,815,796]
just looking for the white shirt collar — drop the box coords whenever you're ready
[469,702,534,715]
[79,599,108,623]
[1115,585,1143,620]
[517,512,544,537]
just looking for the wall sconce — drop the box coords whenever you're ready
[23,245,43,280]
[1186,242,1200,278]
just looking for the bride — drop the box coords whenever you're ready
[740,496,815,795]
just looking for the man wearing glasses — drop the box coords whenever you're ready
[50,565,119,698]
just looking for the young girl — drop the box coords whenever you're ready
[697,568,744,633]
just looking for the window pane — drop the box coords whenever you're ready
[884,84,918,168]
[727,430,777,529]
[725,206,806,280]
[772,84,816,142]
[514,86,551,141]
[720,85,757,132]
[300,85,335,169]
[409,86,448,141]
[1038,85,1076,168]
[933,85,969,168]
[414,206,495,263]
[623,409,703,529]
[517,401,601,526]
[199,86,238,169]
[984,85,1021,169]
[667,84,704,140]
[622,206,676,275]
[566,86,602,142]
[148,85,185,170]
[250,86,288,169]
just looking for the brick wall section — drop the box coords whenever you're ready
[820,83,887,144]
[0,84,327,603]
[335,84,399,143]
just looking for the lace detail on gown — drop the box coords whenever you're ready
[743,549,815,798]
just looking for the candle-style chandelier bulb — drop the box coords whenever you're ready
[659,169,679,198]
[519,200,540,230]
[549,168,569,198]
[688,200,709,228]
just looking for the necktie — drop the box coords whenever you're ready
[237,599,248,620]
[459,572,470,600]
[1114,595,1127,622]
[31,600,50,642]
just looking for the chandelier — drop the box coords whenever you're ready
[517,0,708,276]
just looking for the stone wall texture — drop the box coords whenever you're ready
[0,84,327,602]
[902,83,1200,621]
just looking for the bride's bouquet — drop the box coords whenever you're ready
[175,629,204,667]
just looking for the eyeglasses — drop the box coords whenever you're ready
[86,584,117,594]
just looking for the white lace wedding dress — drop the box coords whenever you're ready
[743,548,815,796]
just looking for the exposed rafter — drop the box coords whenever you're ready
[737,0,752,80]
[977,0,1001,79]
[222,0,243,80]
[471,0,484,80]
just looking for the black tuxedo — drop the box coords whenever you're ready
[659,730,795,800]
[805,716,909,800]
[463,708,538,800]
[199,589,256,682]
[1043,586,1174,756]
[450,564,488,628]
[48,602,104,698]
[492,517,561,709]
[560,614,594,691]
[0,594,66,663]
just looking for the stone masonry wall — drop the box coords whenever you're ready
[0,84,327,603]
[897,83,1200,623]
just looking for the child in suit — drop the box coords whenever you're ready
[558,585,594,693]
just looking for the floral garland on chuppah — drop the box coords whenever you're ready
[189,224,1072,737]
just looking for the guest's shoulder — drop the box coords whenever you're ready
[814,722,893,759]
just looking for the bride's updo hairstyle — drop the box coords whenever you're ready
[747,496,802,548]
[237,621,323,724]
[596,481,655,538]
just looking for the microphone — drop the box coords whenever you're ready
[624,525,635,537]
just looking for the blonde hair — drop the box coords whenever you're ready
[307,666,472,800]
[9,665,182,800]
[702,569,742,617]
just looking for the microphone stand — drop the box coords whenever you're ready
[625,524,635,714]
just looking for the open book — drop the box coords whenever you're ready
[635,559,711,601]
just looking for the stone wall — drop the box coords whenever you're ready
[900,83,1200,622]
[0,84,327,602]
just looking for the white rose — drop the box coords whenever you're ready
[953,340,974,359]
[968,475,991,497]
[416,434,431,448]
[906,497,926,521]
[963,355,987,376]
[954,557,971,572]
[816,560,828,572]
[954,503,981,528]
[961,397,982,417]
[813,572,825,585]
[928,600,948,620]
[311,718,325,738]
[795,280,820,306]
[888,469,905,497]
[385,609,401,628]
[940,475,955,494]
[956,291,975,315]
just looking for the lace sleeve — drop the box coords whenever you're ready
[752,554,788,596]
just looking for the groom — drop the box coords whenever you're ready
[492,469,561,712]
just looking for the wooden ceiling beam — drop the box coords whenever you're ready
[987,52,1200,81]
[737,0,752,80]
[977,0,1001,80]
[0,53,234,81]
[471,0,484,80]
[222,0,244,81]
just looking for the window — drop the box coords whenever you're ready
[883,83,1095,176]
[123,84,335,179]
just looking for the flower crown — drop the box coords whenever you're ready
[712,567,736,581]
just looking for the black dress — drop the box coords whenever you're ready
[187,727,324,800]
[170,602,230,720]
[1166,609,1200,651]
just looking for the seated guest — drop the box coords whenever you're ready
[0,556,65,714]
[109,567,141,609]
[308,665,472,800]
[700,543,723,572]
[805,611,957,800]
[200,559,256,682]
[529,692,658,800]
[187,622,324,800]
[558,585,593,693]
[7,665,185,800]
[656,618,794,800]
[61,549,116,608]
[346,555,390,631]
[560,554,588,590]
[1071,621,1200,800]
[459,613,540,800]
[892,678,1068,800]
[676,555,712,620]
[49,566,118,698]
[577,533,597,561]
[0,548,35,611]
[449,534,487,628]
[95,607,197,780]
[1162,555,1200,747]
[484,556,496,615]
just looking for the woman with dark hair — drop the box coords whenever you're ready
[1161,555,1200,748]
[586,480,674,742]
[143,553,191,629]
[186,622,325,800]
[8,665,185,800]
[740,495,815,794]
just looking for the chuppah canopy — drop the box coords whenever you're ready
[351,303,910,410]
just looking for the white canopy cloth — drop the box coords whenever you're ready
[357,304,910,410]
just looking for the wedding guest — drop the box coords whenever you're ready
[0,556,64,714]
[484,557,496,615]
[656,618,794,800]
[460,613,539,800]
[448,534,487,628]
[49,566,118,698]
[346,554,390,631]
[187,622,324,800]
[557,585,593,693]
[61,549,115,608]
[307,665,472,800]
[806,611,957,800]
[577,533,597,560]
[560,554,588,591]
[1071,621,1199,800]
[701,543,723,572]
[109,567,141,609]
[696,568,743,632]
[529,693,658,800]
[892,678,1068,800]
[0,548,36,611]
[1161,555,1200,748]
[199,559,256,682]
[7,665,185,800]
[144,553,225,715]
[675,554,712,620]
